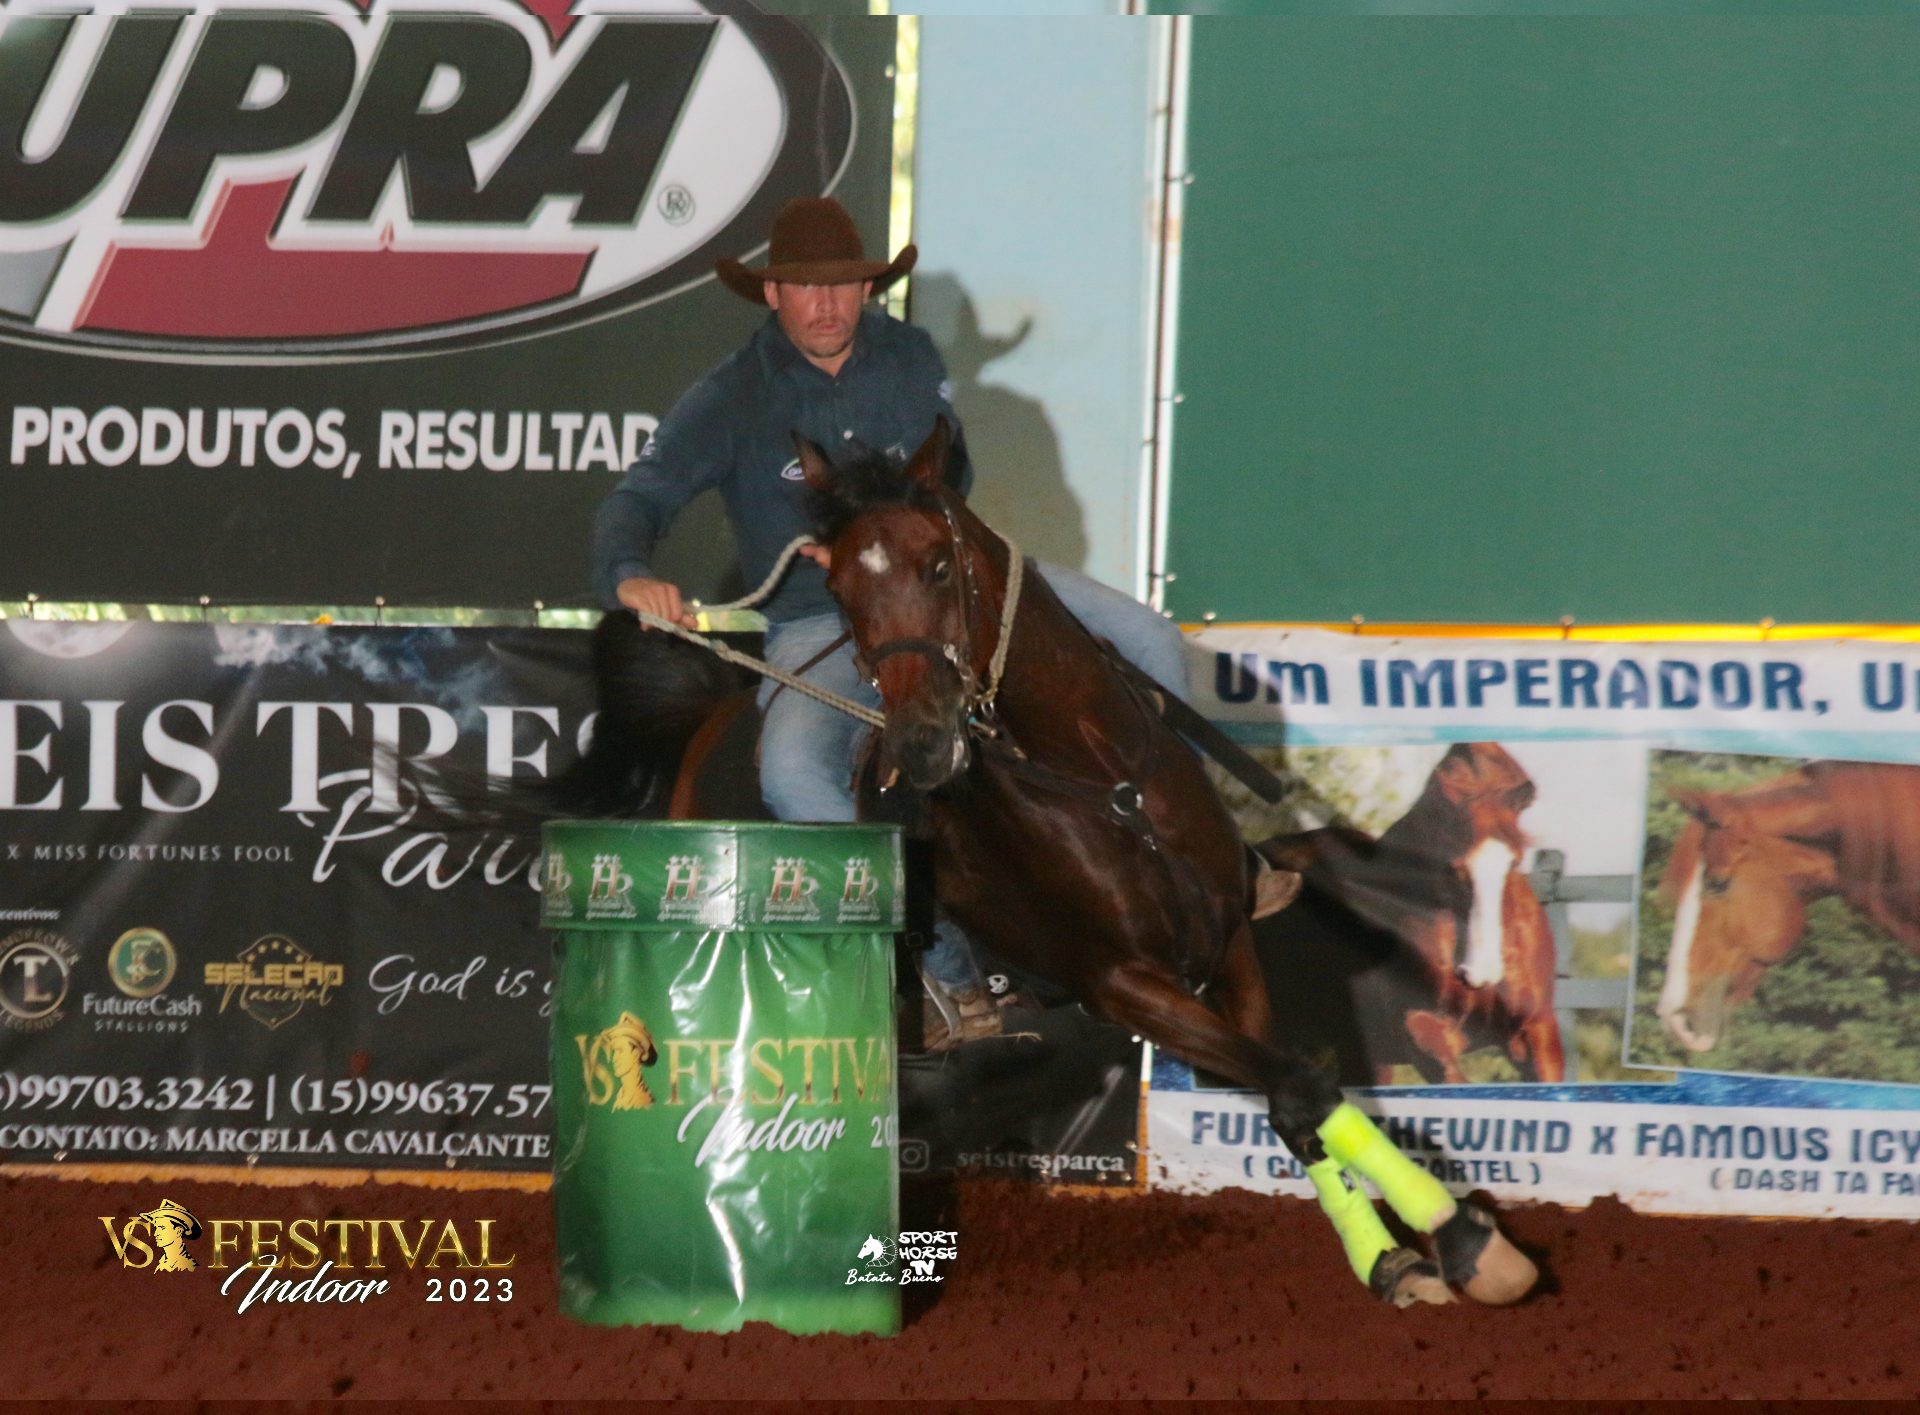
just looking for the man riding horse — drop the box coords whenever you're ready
[592,197,1190,1046]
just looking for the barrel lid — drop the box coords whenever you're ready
[539,821,905,931]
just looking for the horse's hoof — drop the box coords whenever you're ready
[1433,1203,1538,1306]
[1368,1247,1454,1308]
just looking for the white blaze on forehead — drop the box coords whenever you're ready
[858,543,891,576]
[1458,836,1516,988]
[1659,861,1704,1023]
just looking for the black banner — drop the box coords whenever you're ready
[0,622,1140,1181]
[0,620,589,1168]
[0,4,894,607]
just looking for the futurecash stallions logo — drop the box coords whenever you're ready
[0,1,854,360]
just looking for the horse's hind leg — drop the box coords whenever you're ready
[1208,919,1274,1043]
[1090,961,1446,1307]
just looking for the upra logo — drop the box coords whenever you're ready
[0,0,855,363]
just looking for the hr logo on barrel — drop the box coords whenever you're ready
[838,857,882,925]
[762,857,821,923]
[541,854,575,921]
[585,854,636,920]
[656,853,727,925]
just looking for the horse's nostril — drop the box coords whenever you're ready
[908,723,947,759]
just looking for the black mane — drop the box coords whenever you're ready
[806,441,944,544]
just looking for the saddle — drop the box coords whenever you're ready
[677,635,1305,922]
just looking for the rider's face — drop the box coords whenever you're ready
[766,280,871,371]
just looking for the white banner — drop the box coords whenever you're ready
[1147,1089,1920,1219]
[1152,628,1920,1216]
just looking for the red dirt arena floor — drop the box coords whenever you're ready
[4,1168,1917,1402]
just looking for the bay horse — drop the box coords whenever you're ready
[795,421,1534,1305]
[1658,759,1920,1053]
[577,421,1539,1305]
[1257,744,1565,1084]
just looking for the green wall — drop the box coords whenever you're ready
[1164,20,1920,623]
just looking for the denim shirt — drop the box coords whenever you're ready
[592,309,972,623]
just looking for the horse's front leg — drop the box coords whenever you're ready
[1511,1008,1567,1084]
[1404,1008,1472,1084]
[1095,946,1539,1308]
[1089,954,1447,1308]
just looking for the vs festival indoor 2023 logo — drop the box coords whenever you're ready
[99,1195,517,1313]
[0,0,854,359]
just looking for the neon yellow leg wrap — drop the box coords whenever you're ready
[1318,1102,1457,1234]
[1305,1156,1397,1284]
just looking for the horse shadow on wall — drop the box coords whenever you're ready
[910,273,1089,573]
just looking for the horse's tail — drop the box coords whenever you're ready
[543,611,753,818]
[398,613,751,837]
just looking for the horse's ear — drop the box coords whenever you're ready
[1669,787,1717,823]
[904,416,954,490]
[792,432,837,492]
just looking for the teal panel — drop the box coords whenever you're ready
[1165,20,1920,623]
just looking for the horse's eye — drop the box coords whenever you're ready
[927,557,953,586]
[1703,873,1732,896]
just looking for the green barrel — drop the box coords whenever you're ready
[542,820,904,1337]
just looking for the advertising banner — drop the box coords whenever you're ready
[0,620,1140,1182]
[0,619,593,1169]
[0,3,893,607]
[1151,628,1920,1217]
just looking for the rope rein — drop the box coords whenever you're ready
[690,534,817,615]
[631,534,886,729]
[630,520,1025,736]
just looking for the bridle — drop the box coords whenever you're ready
[843,488,1230,995]
[851,489,1024,738]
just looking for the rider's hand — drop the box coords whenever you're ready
[798,543,832,571]
[617,576,697,629]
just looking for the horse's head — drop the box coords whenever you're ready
[1657,786,1838,1052]
[798,419,997,792]
[1421,743,1537,989]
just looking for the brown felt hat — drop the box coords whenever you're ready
[716,197,917,304]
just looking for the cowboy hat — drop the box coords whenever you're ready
[715,197,916,304]
[140,1198,203,1240]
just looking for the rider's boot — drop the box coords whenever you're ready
[921,978,1004,1051]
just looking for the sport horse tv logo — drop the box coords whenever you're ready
[0,0,854,360]
[845,1231,954,1286]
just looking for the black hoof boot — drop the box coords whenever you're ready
[1432,1202,1537,1306]
[1367,1245,1453,1308]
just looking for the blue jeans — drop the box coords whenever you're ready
[756,562,1189,990]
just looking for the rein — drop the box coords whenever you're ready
[631,534,886,730]
[853,495,1227,989]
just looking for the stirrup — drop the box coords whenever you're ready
[916,963,1004,1052]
